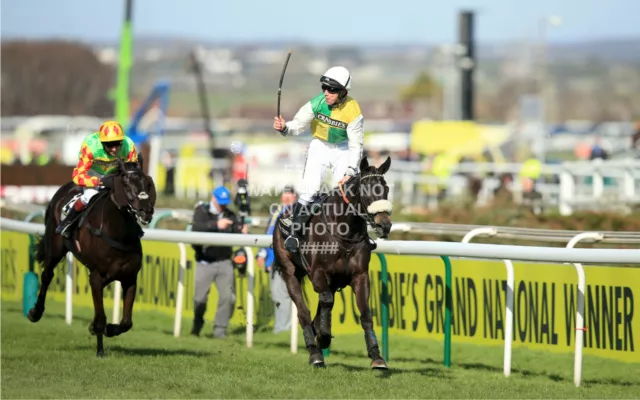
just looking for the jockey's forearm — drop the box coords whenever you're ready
[282,102,313,136]
[73,175,100,188]
[72,167,100,188]
[346,115,364,172]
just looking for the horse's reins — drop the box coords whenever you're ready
[85,168,150,251]
[338,173,385,228]
[118,168,151,222]
[318,173,385,247]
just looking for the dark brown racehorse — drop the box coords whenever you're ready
[28,156,156,357]
[273,156,393,369]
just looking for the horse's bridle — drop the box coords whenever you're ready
[338,173,391,228]
[120,169,151,224]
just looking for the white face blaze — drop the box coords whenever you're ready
[367,200,393,215]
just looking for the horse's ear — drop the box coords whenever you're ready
[359,157,369,172]
[378,156,391,174]
[138,153,144,171]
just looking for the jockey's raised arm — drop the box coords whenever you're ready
[272,66,364,253]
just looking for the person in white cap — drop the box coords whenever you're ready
[273,66,364,253]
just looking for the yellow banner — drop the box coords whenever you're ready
[410,121,509,160]
[0,231,275,329]
[2,231,637,362]
[370,256,638,363]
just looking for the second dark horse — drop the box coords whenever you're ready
[27,156,156,357]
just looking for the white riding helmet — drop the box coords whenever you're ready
[320,66,352,90]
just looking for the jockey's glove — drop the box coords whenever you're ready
[101,175,115,189]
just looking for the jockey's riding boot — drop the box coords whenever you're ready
[55,208,79,238]
[285,202,311,253]
[56,199,85,239]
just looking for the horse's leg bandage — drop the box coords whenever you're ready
[367,200,393,215]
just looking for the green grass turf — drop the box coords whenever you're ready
[2,300,638,399]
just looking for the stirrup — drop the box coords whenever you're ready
[56,221,72,238]
[56,208,81,237]
[285,236,300,252]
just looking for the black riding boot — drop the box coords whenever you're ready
[285,202,311,253]
[55,207,81,239]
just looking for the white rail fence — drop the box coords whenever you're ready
[1,217,639,388]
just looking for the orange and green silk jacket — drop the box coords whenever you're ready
[72,132,138,188]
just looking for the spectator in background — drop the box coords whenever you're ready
[161,150,176,195]
[631,122,640,158]
[190,186,248,339]
[589,136,609,161]
[257,185,296,334]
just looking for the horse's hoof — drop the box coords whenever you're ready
[96,351,105,358]
[27,308,42,323]
[105,324,119,337]
[309,353,325,368]
[371,358,388,370]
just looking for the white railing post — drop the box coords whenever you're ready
[245,246,255,348]
[591,161,604,199]
[503,259,515,377]
[461,227,497,244]
[112,282,121,324]
[65,252,74,325]
[566,231,603,388]
[462,227,515,377]
[559,169,575,216]
[290,301,298,354]
[623,167,635,201]
[173,243,187,337]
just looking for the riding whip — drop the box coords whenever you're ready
[277,49,292,117]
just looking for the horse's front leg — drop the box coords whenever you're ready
[352,272,388,369]
[312,289,334,350]
[88,270,107,357]
[283,268,324,367]
[106,275,137,337]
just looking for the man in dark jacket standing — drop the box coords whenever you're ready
[190,185,248,338]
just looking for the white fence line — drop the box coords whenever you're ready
[2,217,639,388]
[6,202,640,245]
[4,218,637,264]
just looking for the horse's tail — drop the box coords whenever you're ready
[34,197,56,264]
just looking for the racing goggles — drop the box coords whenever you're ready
[322,85,342,94]
[103,140,123,149]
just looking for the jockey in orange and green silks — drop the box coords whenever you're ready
[56,120,138,238]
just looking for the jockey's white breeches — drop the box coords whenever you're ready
[80,187,100,205]
[298,138,350,204]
